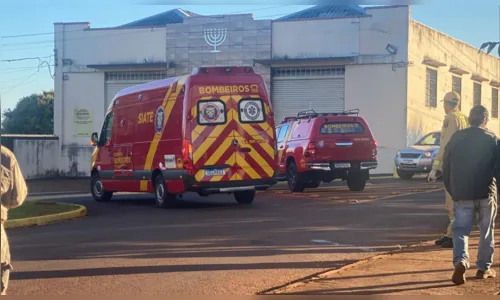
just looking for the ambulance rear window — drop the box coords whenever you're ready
[197,99,227,125]
[320,122,365,134]
[238,98,265,123]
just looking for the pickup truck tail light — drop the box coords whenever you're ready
[371,139,378,158]
[305,141,316,158]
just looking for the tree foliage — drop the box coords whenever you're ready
[478,41,500,56]
[1,90,54,134]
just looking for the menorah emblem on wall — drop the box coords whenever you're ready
[203,28,227,53]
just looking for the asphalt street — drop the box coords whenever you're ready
[7,179,448,295]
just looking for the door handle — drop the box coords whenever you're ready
[238,147,251,153]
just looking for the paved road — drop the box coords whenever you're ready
[7,179,448,295]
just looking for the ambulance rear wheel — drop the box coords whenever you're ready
[154,175,176,208]
[91,173,113,202]
[234,190,255,204]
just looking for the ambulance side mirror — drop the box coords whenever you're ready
[90,132,99,146]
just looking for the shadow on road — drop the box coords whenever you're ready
[11,260,356,280]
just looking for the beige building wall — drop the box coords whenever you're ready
[407,20,500,145]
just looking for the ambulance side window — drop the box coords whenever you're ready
[238,98,265,123]
[99,112,114,146]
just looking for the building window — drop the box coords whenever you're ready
[425,68,437,108]
[473,82,482,106]
[492,88,499,119]
[452,76,462,110]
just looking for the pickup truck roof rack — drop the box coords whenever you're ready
[296,108,360,119]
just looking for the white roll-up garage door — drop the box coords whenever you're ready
[104,71,168,112]
[271,67,346,124]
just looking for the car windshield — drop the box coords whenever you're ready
[415,132,440,145]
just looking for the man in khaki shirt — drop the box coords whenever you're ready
[1,145,28,295]
[428,91,469,248]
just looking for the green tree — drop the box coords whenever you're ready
[1,90,54,134]
[478,41,500,56]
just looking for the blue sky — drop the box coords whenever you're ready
[1,0,499,113]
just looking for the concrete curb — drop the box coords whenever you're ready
[4,202,87,229]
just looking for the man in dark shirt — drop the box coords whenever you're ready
[443,105,498,285]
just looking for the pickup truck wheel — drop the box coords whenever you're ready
[154,175,177,208]
[306,181,321,189]
[346,173,367,192]
[91,173,113,202]
[287,161,306,193]
[397,170,414,180]
[234,190,256,204]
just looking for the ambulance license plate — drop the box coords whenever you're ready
[205,169,225,176]
[334,162,351,169]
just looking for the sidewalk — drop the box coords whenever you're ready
[274,228,500,295]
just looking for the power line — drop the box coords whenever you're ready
[1,56,55,79]
[0,55,52,63]
[0,71,43,95]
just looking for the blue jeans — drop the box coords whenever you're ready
[452,195,498,271]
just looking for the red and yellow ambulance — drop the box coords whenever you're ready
[90,66,278,207]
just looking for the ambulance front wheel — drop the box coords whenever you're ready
[234,190,255,204]
[91,173,113,202]
[154,175,177,208]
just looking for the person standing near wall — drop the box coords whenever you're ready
[442,105,498,285]
[1,145,28,295]
[428,91,469,248]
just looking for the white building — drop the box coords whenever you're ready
[53,5,500,177]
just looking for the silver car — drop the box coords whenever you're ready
[394,131,441,180]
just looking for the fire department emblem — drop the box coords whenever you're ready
[201,103,220,122]
[243,101,260,121]
[155,106,165,135]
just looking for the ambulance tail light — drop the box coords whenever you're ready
[304,141,316,158]
[182,140,194,171]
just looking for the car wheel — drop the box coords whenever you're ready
[346,172,367,192]
[154,174,177,208]
[234,190,256,204]
[397,170,415,180]
[287,161,306,193]
[90,173,113,202]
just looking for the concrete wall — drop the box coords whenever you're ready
[1,135,60,180]
[345,6,410,174]
[407,20,500,145]
[272,17,362,58]
[54,22,168,176]
[165,14,272,87]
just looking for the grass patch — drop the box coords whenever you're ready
[7,201,80,220]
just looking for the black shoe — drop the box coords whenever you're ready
[441,237,453,248]
[452,262,466,285]
[476,269,496,279]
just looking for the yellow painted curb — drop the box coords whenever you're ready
[4,203,87,229]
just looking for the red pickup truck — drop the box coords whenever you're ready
[274,109,378,192]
